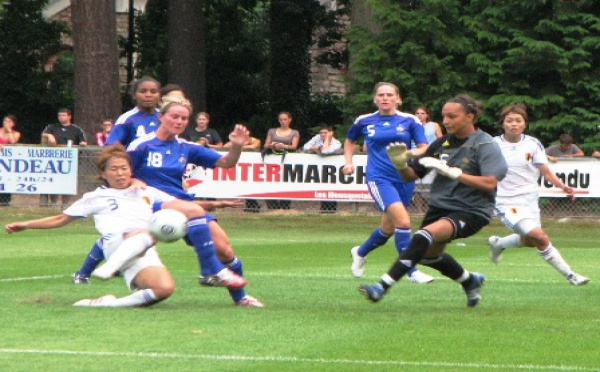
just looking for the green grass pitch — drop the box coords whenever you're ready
[1,209,598,371]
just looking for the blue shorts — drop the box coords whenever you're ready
[367,179,415,212]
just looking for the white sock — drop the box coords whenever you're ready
[539,244,572,278]
[93,233,154,279]
[456,270,470,283]
[101,289,158,307]
[497,234,521,249]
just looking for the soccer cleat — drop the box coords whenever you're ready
[235,295,265,308]
[568,273,590,286]
[359,283,385,303]
[208,268,247,290]
[198,275,218,287]
[488,236,504,263]
[462,273,486,307]
[408,270,435,284]
[73,294,117,307]
[350,246,366,278]
[71,273,90,285]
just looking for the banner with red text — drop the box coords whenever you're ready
[185,153,600,202]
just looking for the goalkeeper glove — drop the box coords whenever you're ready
[418,157,463,180]
[386,142,413,170]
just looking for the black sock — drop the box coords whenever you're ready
[420,253,464,280]
[384,231,432,286]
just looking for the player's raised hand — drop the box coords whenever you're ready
[386,142,413,170]
[418,157,463,180]
[228,125,250,147]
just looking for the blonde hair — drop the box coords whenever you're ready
[160,94,193,114]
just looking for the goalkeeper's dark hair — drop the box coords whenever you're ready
[447,94,483,119]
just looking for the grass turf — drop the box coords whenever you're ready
[1,210,598,371]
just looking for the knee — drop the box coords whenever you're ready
[153,281,176,301]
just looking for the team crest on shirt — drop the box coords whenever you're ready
[179,156,187,164]
[510,207,518,214]
[525,152,532,161]
[142,196,151,205]
[395,125,406,134]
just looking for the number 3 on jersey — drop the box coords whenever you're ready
[147,152,163,167]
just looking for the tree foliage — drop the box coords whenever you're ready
[0,0,69,143]
[348,0,600,151]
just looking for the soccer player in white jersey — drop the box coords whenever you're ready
[5,145,244,306]
[488,104,589,286]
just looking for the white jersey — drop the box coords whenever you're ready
[493,134,548,199]
[63,186,175,239]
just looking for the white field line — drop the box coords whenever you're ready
[0,272,589,285]
[0,348,595,371]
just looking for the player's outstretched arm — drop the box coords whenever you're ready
[5,214,76,234]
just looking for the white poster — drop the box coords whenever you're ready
[0,146,78,195]
[185,153,600,201]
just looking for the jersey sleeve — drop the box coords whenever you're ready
[478,141,508,181]
[106,122,131,145]
[531,137,549,165]
[410,120,427,146]
[345,120,363,142]
[63,193,102,218]
[186,143,223,168]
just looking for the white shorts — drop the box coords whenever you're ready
[494,194,541,235]
[102,234,165,291]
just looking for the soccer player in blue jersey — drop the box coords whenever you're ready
[106,76,162,146]
[344,82,434,284]
[126,95,263,307]
[360,94,508,307]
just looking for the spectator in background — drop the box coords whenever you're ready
[545,134,584,163]
[302,124,342,155]
[95,119,113,146]
[591,150,600,158]
[414,106,443,144]
[42,108,87,147]
[181,112,223,149]
[41,108,87,207]
[0,114,21,206]
[413,106,443,213]
[263,111,300,210]
[303,125,342,213]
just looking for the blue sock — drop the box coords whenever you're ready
[186,216,224,276]
[76,239,105,277]
[224,256,245,302]
[395,227,417,275]
[357,227,391,257]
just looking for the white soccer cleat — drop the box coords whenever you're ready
[408,270,435,284]
[235,295,265,308]
[568,273,590,286]
[488,236,504,264]
[212,268,247,290]
[73,294,117,307]
[350,246,366,278]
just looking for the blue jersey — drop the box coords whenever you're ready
[127,133,223,200]
[106,107,160,147]
[347,111,427,182]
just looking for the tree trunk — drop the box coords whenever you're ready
[71,0,121,142]
[167,0,206,112]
